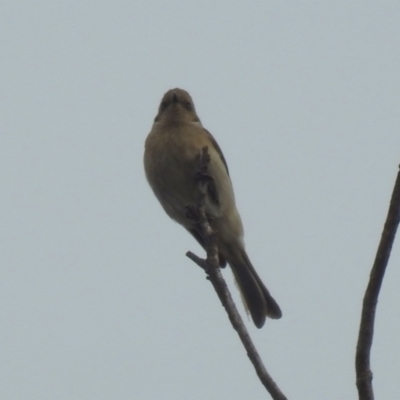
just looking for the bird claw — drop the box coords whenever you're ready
[185,205,200,221]
[185,204,213,224]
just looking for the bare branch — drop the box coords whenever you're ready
[355,166,400,400]
[186,147,287,400]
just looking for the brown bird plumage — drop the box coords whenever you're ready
[143,88,281,328]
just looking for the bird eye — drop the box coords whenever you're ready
[160,101,168,111]
[185,102,192,110]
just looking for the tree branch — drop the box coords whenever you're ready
[186,147,287,400]
[355,166,400,400]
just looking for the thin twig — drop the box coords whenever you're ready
[186,147,287,400]
[355,166,400,400]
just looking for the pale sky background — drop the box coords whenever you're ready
[1,2,400,400]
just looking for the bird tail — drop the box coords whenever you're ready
[228,248,282,328]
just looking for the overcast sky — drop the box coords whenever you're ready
[1,2,400,399]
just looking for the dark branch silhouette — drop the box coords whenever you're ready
[186,146,287,400]
[355,166,400,400]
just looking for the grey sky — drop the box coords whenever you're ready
[1,2,400,399]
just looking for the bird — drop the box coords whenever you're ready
[143,88,281,328]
